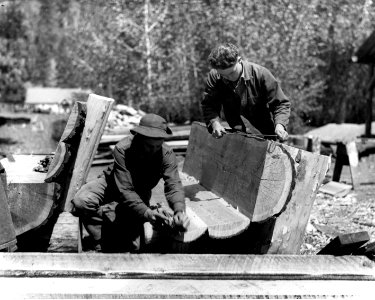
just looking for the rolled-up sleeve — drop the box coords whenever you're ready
[112,145,149,219]
[261,67,291,129]
[162,149,185,213]
[201,70,222,133]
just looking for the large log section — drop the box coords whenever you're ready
[182,122,331,254]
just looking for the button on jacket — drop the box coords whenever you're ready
[201,60,290,136]
[102,136,185,220]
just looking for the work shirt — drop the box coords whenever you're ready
[201,60,290,136]
[102,136,185,220]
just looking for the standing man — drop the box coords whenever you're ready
[72,113,189,252]
[201,43,290,141]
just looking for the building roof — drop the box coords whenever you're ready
[352,30,375,64]
[25,87,91,104]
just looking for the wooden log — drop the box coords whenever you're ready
[183,123,294,222]
[47,212,80,253]
[64,94,114,212]
[318,231,370,255]
[0,155,59,236]
[183,122,330,254]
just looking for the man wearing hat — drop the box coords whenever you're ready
[72,113,189,252]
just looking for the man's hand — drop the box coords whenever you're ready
[211,120,226,139]
[173,211,190,232]
[275,124,288,142]
[144,208,172,227]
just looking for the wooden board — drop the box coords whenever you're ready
[318,231,370,255]
[1,253,374,279]
[1,253,374,298]
[183,122,331,254]
[64,94,114,212]
[1,277,374,299]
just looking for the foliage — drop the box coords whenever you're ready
[1,0,375,130]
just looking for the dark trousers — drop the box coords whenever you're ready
[72,177,144,252]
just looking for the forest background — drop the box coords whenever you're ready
[1,0,375,133]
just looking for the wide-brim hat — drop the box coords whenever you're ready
[130,113,172,138]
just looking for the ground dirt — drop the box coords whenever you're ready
[1,113,375,255]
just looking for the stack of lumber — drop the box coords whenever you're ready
[95,124,191,165]
[104,104,145,134]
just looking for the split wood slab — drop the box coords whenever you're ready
[0,155,58,236]
[145,175,250,245]
[183,122,331,254]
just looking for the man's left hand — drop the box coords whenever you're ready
[275,124,288,142]
[173,211,190,232]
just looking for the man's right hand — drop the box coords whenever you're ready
[211,120,226,138]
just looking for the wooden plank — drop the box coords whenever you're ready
[183,122,330,254]
[1,278,374,299]
[318,231,370,255]
[64,94,114,212]
[0,253,374,280]
[47,212,79,253]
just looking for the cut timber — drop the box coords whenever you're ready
[0,253,374,298]
[146,180,208,244]
[0,168,17,251]
[182,180,250,239]
[45,101,86,183]
[64,94,114,212]
[318,181,352,197]
[144,206,207,244]
[318,231,370,255]
[183,123,294,222]
[183,122,330,254]
[47,212,80,253]
[0,155,58,236]
[44,142,71,183]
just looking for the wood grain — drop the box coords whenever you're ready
[64,94,114,212]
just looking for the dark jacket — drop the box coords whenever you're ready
[102,136,185,220]
[201,60,290,136]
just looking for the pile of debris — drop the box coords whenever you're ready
[104,104,145,134]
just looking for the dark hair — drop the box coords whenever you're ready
[208,43,239,69]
